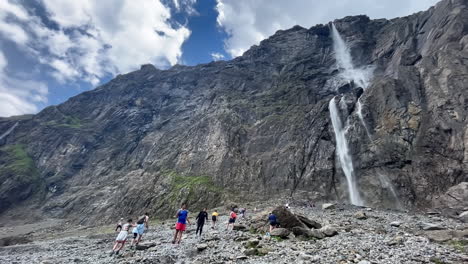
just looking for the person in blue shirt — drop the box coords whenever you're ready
[268,212,279,233]
[172,204,191,244]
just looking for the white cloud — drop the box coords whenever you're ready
[0,51,48,117]
[0,0,192,86]
[216,0,440,57]
[211,52,225,61]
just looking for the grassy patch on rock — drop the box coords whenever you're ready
[45,115,83,129]
[448,240,468,253]
[154,170,224,214]
[0,144,38,183]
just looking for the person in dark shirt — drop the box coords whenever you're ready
[268,213,278,233]
[195,208,209,238]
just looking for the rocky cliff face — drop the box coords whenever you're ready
[0,0,467,223]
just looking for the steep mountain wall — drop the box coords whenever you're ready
[0,0,467,222]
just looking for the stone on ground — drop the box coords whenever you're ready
[354,211,367,220]
[270,228,290,238]
[322,203,335,210]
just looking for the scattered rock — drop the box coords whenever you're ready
[243,239,260,249]
[390,221,402,227]
[459,211,468,223]
[270,228,290,238]
[425,230,453,242]
[322,203,335,210]
[244,248,258,256]
[135,242,156,250]
[234,236,249,242]
[387,236,404,246]
[196,243,208,251]
[320,225,338,237]
[256,248,270,256]
[421,223,446,231]
[354,211,367,220]
[233,224,247,231]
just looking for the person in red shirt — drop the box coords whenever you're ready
[226,209,237,231]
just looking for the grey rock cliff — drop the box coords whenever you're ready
[0,0,467,222]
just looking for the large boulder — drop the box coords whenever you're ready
[433,182,468,213]
[297,215,322,229]
[270,228,291,238]
[272,206,306,229]
[292,227,325,239]
[271,206,320,230]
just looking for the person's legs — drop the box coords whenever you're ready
[196,223,200,235]
[177,230,183,243]
[112,241,119,251]
[172,230,179,243]
[117,240,126,252]
[199,223,204,236]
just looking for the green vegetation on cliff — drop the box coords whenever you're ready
[0,144,38,183]
[45,115,83,129]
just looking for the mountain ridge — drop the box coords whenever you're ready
[0,0,467,223]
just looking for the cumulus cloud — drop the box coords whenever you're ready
[0,0,192,85]
[0,51,48,117]
[0,0,195,116]
[216,0,440,57]
[211,52,225,61]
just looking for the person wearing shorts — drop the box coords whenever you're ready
[134,212,149,246]
[226,209,237,231]
[110,219,134,256]
[172,204,190,244]
[129,226,139,249]
[211,210,219,229]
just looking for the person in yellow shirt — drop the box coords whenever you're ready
[211,210,219,229]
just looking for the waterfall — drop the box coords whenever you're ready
[0,122,18,140]
[331,23,373,89]
[377,173,403,209]
[329,97,364,206]
[329,23,400,207]
[356,99,372,140]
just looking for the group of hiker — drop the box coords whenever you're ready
[111,213,149,255]
[110,205,278,255]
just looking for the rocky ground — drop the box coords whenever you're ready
[0,203,467,264]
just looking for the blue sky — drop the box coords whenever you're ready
[0,0,439,117]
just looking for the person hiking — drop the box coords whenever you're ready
[110,219,134,256]
[226,209,237,231]
[134,212,149,246]
[211,210,219,229]
[268,212,278,233]
[115,218,124,232]
[195,208,208,238]
[172,204,190,244]
[239,208,246,218]
[129,225,139,249]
